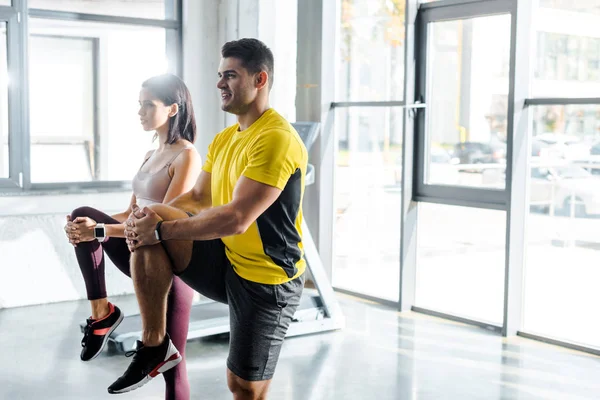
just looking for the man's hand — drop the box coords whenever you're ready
[64,215,96,246]
[125,205,162,252]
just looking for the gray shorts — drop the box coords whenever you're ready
[175,238,304,381]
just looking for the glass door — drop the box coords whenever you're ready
[413,0,515,326]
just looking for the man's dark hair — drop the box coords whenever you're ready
[221,38,274,89]
[142,73,196,145]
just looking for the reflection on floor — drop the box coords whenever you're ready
[2,293,599,400]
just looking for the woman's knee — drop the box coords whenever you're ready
[71,206,98,220]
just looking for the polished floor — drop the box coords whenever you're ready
[2,293,599,400]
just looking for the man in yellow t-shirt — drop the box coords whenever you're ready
[110,38,308,400]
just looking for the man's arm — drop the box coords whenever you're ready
[167,170,212,214]
[161,176,281,241]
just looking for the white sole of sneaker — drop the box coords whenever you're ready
[108,345,182,394]
[87,311,124,361]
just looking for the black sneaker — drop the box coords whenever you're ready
[107,334,182,394]
[80,303,124,361]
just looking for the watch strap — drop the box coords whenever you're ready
[155,221,164,241]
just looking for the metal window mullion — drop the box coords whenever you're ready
[165,0,182,78]
[419,0,504,11]
[524,97,600,106]
[414,6,427,198]
[166,27,181,76]
[331,101,406,108]
[414,184,507,209]
[5,11,23,189]
[92,37,100,180]
[399,0,421,312]
[0,8,16,19]
[412,306,502,333]
[421,0,515,22]
[516,332,600,357]
[27,9,179,29]
[14,0,30,189]
[165,0,177,20]
[502,0,534,338]
[413,194,506,211]
[31,180,131,191]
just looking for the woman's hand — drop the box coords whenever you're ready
[64,215,78,246]
[64,215,97,246]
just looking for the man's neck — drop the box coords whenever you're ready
[237,102,270,131]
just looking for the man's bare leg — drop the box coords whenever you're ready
[108,205,194,394]
[227,369,272,400]
[131,245,173,346]
[130,204,194,346]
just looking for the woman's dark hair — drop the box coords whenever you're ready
[221,38,274,89]
[141,73,196,144]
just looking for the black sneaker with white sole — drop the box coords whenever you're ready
[107,334,182,395]
[80,303,124,361]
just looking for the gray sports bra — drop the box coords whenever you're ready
[132,147,190,208]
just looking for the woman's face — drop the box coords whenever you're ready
[138,88,173,132]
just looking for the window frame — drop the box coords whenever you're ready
[1,0,181,193]
[413,0,516,210]
[0,6,22,190]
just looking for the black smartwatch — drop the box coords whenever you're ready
[94,223,106,242]
[154,221,164,241]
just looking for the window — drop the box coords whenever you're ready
[424,15,511,188]
[333,107,403,301]
[533,2,600,97]
[539,0,600,15]
[0,2,179,191]
[337,0,405,101]
[536,33,600,83]
[28,18,169,183]
[0,22,7,179]
[415,203,506,325]
[532,105,600,146]
[29,35,95,183]
[28,0,175,20]
[525,108,600,349]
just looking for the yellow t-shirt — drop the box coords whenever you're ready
[203,109,308,285]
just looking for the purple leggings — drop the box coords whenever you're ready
[71,206,193,400]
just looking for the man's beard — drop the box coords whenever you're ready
[222,100,251,115]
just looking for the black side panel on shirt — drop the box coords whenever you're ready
[256,168,303,278]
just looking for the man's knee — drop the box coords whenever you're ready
[227,380,260,400]
[227,370,268,400]
[142,203,187,221]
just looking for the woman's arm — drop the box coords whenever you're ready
[111,193,137,223]
[162,148,203,207]
[65,151,152,245]
[103,193,137,238]
[103,149,201,239]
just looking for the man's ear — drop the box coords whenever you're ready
[168,103,179,118]
[255,71,269,90]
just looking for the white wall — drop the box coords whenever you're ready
[0,191,132,308]
[1,0,299,309]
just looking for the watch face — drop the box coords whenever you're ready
[94,226,104,237]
